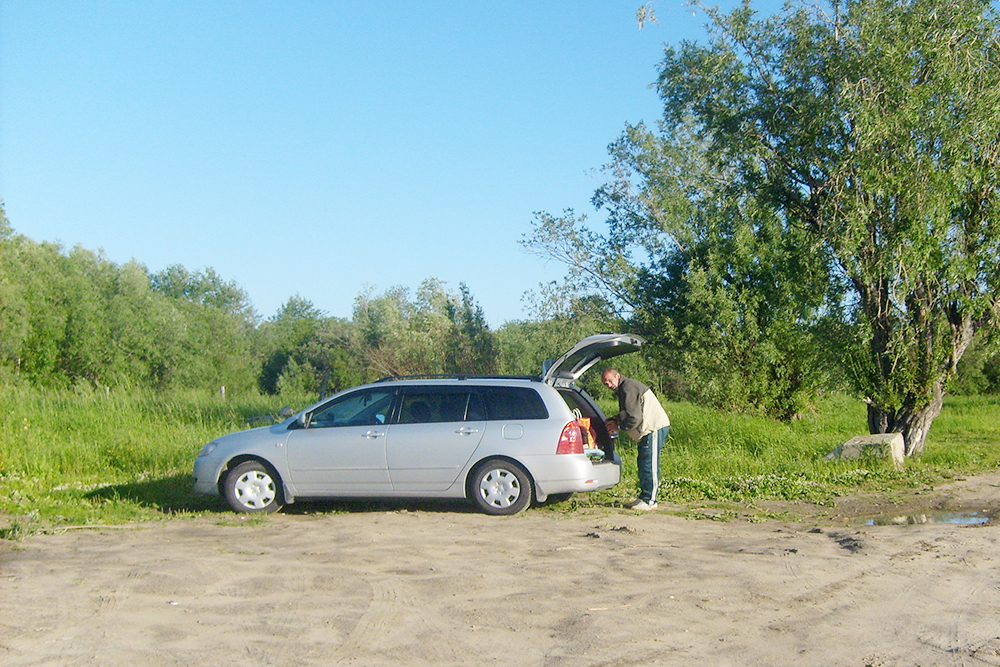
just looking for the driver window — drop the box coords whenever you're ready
[309,389,394,428]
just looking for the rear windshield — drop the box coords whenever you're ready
[477,386,549,421]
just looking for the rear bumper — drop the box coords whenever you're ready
[527,452,622,500]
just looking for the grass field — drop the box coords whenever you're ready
[600,393,1000,514]
[2,386,998,537]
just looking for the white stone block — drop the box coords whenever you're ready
[824,433,905,468]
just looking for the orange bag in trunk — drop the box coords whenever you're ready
[578,417,599,449]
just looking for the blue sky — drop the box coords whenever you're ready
[1,1,779,325]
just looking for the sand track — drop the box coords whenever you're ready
[4,473,1000,666]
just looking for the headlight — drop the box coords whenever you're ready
[197,442,218,458]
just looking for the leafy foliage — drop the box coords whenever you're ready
[1,203,510,396]
[527,0,1000,454]
[350,278,498,378]
[0,205,260,391]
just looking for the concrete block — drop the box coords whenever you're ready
[825,433,905,469]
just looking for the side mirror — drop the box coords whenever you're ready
[288,412,310,430]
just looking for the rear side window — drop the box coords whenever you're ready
[398,388,478,423]
[478,386,549,421]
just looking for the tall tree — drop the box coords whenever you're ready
[353,279,497,377]
[444,283,498,374]
[0,207,32,379]
[530,0,1000,453]
[653,0,1000,454]
[151,265,259,390]
[1,207,261,390]
[151,264,256,323]
[525,127,834,418]
[257,296,328,394]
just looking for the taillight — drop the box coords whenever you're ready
[556,421,584,454]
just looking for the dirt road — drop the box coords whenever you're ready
[3,473,1000,666]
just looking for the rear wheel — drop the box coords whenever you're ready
[223,461,283,513]
[469,459,532,515]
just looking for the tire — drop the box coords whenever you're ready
[469,459,532,515]
[223,460,283,513]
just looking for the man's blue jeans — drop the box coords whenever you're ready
[637,425,669,503]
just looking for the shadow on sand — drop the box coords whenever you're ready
[85,474,482,516]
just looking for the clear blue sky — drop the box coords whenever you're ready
[1,1,779,326]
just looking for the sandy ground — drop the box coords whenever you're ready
[3,473,1000,667]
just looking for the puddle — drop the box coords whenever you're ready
[863,511,992,526]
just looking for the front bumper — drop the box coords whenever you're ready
[192,456,224,496]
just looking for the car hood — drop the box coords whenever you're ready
[542,333,646,387]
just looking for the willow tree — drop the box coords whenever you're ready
[529,0,1000,453]
[351,279,498,378]
[665,0,1000,455]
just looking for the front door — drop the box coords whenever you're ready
[285,388,395,495]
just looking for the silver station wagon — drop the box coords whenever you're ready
[193,333,644,514]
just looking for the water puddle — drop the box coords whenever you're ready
[863,511,993,526]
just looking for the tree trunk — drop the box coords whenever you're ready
[867,380,946,457]
[864,297,976,457]
[866,403,893,436]
[893,386,945,457]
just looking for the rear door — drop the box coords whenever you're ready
[386,386,486,491]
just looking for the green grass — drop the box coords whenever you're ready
[2,387,999,536]
[571,392,1000,511]
[0,385,314,533]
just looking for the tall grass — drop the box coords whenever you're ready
[1,387,998,534]
[586,393,1000,508]
[0,386,313,530]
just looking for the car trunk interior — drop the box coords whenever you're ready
[557,387,615,460]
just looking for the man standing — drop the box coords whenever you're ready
[602,368,670,511]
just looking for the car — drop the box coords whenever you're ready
[193,333,645,515]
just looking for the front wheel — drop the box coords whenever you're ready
[469,459,532,515]
[223,460,283,513]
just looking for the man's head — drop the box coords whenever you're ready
[602,369,622,390]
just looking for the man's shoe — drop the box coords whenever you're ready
[632,500,659,511]
[624,498,643,508]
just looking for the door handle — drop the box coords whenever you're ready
[455,427,480,435]
[362,430,384,439]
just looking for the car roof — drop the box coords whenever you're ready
[373,374,539,384]
[298,333,646,416]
